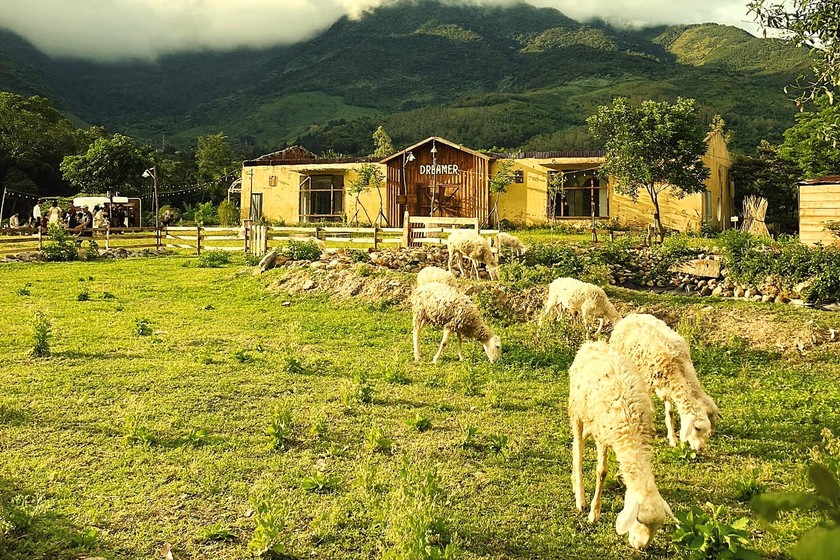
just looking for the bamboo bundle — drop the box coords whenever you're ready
[741,195,770,237]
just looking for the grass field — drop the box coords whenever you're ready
[1,255,839,559]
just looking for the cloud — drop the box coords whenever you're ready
[0,0,758,61]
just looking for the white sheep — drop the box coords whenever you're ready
[568,340,673,550]
[417,266,459,289]
[411,281,501,363]
[539,277,621,335]
[446,230,499,280]
[494,232,527,257]
[610,313,721,451]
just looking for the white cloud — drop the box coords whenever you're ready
[0,0,758,61]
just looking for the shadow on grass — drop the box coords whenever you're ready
[0,477,105,560]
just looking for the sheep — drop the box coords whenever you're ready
[494,232,527,258]
[446,230,499,280]
[417,266,459,289]
[610,313,721,451]
[411,281,501,363]
[568,340,673,550]
[539,277,621,335]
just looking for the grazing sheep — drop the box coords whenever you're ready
[446,230,499,280]
[539,277,621,335]
[568,341,673,550]
[611,313,721,451]
[417,266,459,289]
[411,281,501,363]
[495,232,527,257]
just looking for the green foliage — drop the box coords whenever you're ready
[122,414,156,446]
[177,427,210,448]
[735,470,767,503]
[15,284,31,296]
[405,412,432,433]
[197,132,235,182]
[134,317,153,336]
[183,202,219,226]
[279,239,322,261]
[588,97,710,232]
[30,310,51,357]
[197,522,236,543]
[372,125,395,157]
[43,224,78,262]
[267,404,295,451]
[731,141,801,232]
[488,433,509,455]
[218,200,239,227]
[0,495,49,536]
[672,503,759,559]
[301,471,341,493]
[60,133,152,196]
[76,289,90,302]
[365,425,392,454]
[248,493,291,557]
[780,98,840,177]
[197,250,232,268]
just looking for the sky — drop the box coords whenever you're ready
[0,0,760,61]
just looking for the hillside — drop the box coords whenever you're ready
[0,0,810,154]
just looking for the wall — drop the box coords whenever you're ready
[800,183,840,245]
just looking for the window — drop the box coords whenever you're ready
[300,175,344,222]
[547,171,608,219]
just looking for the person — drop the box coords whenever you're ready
[93,205,106,229]
[67,205,79,229]
[79,205,93,235]
[33,201,42,224]
[9,213,20,229]
[47,200,63,226]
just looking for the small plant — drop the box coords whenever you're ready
[281,351,312,375]
[309,411,329,441]
[15,283,31,296]
[348,249,370,263]
[134,318,153,336]
[267,404,294,450]
[485,381,503,409]
[197,250,232,268]
[70,526,99,548]
[177,427,210,448]
[198,522,236,543]
[301,471,341,493]
[243,252,261,266]
[672,502,759,560]
[0,495,49,536]
[30,310,51,357]
[382,368,410,385]
[366,425,392,454]
[405,412,432,432]
[248,494,290,557]
[280,239,322,261]
[76,289,90,301]
[666,442,699,463]
[734,470,766,503]
[461,425,480,449]
[232,349,254,363]
[123,415,156,446]
[42,224,78,261]
[488,433,509,455]
[83,239,99,260]
[102,291,116,299]
[343,372,373,406]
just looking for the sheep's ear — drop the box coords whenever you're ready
[616,499,640,535]
[680,414,696,442]
[663,499,676,522]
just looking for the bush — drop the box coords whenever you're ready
[196,250,232,268]
[280,239,322,261]
[183,202,219,225]
[524,242,585,272]
[30,311,51,357]
[217,200,239,227]
[672,503,759,559]
[42,225,78,262]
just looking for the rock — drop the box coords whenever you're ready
[775,295,788,304]
[302,280,315,291]
[793,280,812,297]
[700,286,713,296]
[310,261,326,269]
[734,287,745,298]
[744,289,754,299]
[752,295,762,302]
[697,280,708,289]
[761,294,774,303]
[789,299,808,306]
[711,286,724,297]
[258,249,278,271]
[282,301,291,306]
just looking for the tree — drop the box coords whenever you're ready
[780,98,840,177]
[196,132,236,201]
[731,141,801,232]
[347,164,385,226]
[372,126,395,158]
[60,133,153,196]
[748,0,840,107]
[587,97,710,234]
[488,160,515,227]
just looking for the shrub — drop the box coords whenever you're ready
[183,202,219,225]
[15,283,32,296]
[672,503,759,559]
[30,311,51,357]
[196,250,232,268]
[248,493,291,557]
[301,471,341,493]
[280,239,322,261]
[348,249,370,263]
[524,242,585,272]
[405,412,432,432]
[217,200,239,227]
[82,239,99,260]
[134,318,153,336]
[42,224,78,262]
[267,404,295,450]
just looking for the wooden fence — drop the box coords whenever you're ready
[401,213,499,247]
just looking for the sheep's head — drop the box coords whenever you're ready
[482,335,502,363]
[616,492,672,550]
[680,412,713,451]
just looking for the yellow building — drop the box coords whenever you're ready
[241,133,733,231]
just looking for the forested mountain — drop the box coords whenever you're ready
[0,0,809,155]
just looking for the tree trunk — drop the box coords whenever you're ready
[648,184,664,237]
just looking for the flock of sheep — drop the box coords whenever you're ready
[410,231,720,550]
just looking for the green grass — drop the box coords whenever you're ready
[0,255,838,558]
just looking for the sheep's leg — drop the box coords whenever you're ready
[447,249,455,274]
[588,442,608,523]
[432,328,452,364]
[472,258,480,279]
[456,333,464,361]
[664,399,678,447]
[457,254,467,278]
[594,318,605,336]
[571,420,586,512]
[412,316,425,362]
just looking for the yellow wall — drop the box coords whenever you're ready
[240,163,387,224]
[800,183,840,246]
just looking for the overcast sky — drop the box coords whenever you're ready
[0,0,759,61]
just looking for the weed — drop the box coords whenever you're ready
[0,495,49,536]
[343,372,374,406]
[70,526,99,548]
[488,433,509,455]
[461,425,480,449]
[734,470,766,503]
[281,351,312,375]
[122,415,156,446]
[405,412,432,432]
[248,494,291,557]
[309,411,329,441]
[672,503,759,560]
[301,471,341,493]
[76,289,90,301]
[15,284,31,296]
[348,249,370,263]
[665,442,699,463]
[30,310,51,357]
[459,366,483,397]
[102,291,116,299]
[280,239,322,261]
[177,427,210,448]
[383,368,410,385]
[197,522,236,543]
[134,318,153,336]
[485,381,503,409]
[267,404,294,450]
[232,348,253,363]
[243,252,261,266]
[366,425,392,454]
[196,250,232,268]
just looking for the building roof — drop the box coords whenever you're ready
[800,176,840,186]
[380,136,492,164]
[245,145,379,167]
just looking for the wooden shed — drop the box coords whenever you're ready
[799,176,840,246]
[381,137,491,227]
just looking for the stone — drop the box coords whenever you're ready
[761,294,774,303]
[733,287,745,298]
[775,295,788,304]
[258,249,278,272]
[752,295,762,302]
[700,286,713,296]
[743,289,754,299]
[282,301,291,306]
[302,280,315,291]
[711,286,724,297]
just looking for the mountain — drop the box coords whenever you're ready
[0,0,810,155]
